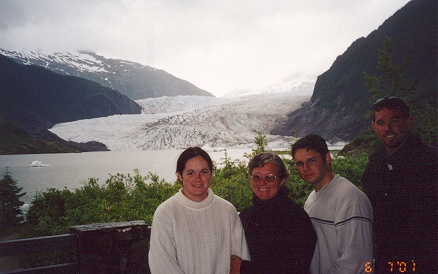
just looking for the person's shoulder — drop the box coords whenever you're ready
[406,134,436,153]
[333,176,367,198]
[240,204,252,213]
[283,197,306,212]
[151,195,179,226]
[419,142,438,158]
[331,177,372,215]
[154,194,178,212]
[367,143,387,162]
[305,189,316,201]
[239,205,253,219]
[285,199,311,219]
[213,194,238,210]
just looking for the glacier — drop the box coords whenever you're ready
[49,93,310,151]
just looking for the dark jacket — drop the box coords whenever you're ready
[362,133,438,270]
[239,188,316,274]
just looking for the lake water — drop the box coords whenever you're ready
[0,145,346,206]
[0,149,254,205]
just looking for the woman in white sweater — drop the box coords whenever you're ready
[148,147,250,274]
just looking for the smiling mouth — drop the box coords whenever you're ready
[258,188,270,192]
[384,131,397,138]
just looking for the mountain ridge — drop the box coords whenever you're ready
[271,0,437,141]
[0,52,146,154]
[0,49,213,100]
[0,54,142,132]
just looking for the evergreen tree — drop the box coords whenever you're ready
[0,168,26,231]
[244,131,268,159]
[364,37,417,104]
[364,37,437,145]
[346,37,437,152]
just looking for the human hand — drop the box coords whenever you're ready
[230,255,243,274]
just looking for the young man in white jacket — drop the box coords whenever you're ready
[292,134,373,274]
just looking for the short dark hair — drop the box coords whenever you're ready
[176,147,213,175]
[373,96,410,121]
[291,134,329,161]
[248,152,289,181]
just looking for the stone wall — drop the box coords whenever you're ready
[71,220,150,274]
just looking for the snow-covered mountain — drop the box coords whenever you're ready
[49,93,310,150]
[224,75,316,98]
[0,49,212,100]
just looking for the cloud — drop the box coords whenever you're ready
[0,0,410,97]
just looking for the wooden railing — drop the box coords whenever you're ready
[0,220,150,274]
[0,234,78,273]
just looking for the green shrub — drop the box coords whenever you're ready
[331,152,368,189]
[211,157,252,212]
[21,147,370,238]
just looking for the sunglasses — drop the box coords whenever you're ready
[374,96,400,105]
[373,96,409,116]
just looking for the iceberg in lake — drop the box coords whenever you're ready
[29,160,50,167]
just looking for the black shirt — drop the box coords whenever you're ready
[239,188,316,274]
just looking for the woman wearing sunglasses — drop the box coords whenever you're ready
[230,152,316,274]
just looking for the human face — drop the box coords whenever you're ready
[293,148,332,192]
[250,161,284,201]
[177,155,212,202]
[372,108,412,152]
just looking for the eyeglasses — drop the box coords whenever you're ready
[294,157,318,169]
[250,174,278,184]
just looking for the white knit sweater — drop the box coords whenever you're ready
[149,188,250,274]
[305,175,373,274]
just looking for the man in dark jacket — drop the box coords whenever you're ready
[362,96,437,273]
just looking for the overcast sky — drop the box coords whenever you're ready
[0,0,410,97]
